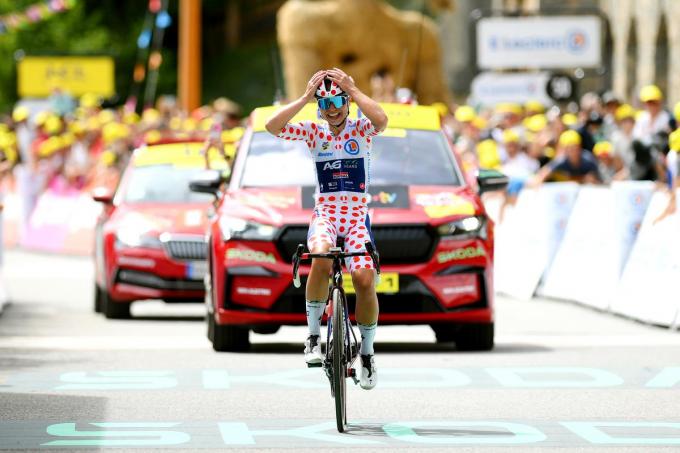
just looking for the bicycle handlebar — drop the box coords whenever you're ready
[292,241,381,288]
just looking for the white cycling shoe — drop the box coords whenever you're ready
[304,335,323,367]
[360,354,377,390]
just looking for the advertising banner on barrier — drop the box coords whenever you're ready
[611,190,680,327]
[20,185,100,255]
[494,183,579,300]
[539,182,654,310]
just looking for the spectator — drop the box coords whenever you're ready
[610,104,637,176]
[530,130,601,185]
[501,129,539,195]
[633,85,672,145]
[592,141,624,183]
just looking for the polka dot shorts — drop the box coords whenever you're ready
[307,202,375,272]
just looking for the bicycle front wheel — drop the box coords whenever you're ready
[331,287,347,432]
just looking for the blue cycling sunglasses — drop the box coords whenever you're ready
[317,95,348,110]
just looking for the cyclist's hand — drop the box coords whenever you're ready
[327,68,356,95]
[304,71,327,102]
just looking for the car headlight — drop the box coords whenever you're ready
[219,217,279,241]
[115,227,163,249]
[437,215,486,240]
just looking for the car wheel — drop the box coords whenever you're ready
[431,324,456,343]
[212,317,250,352]
[454,323,495,351]
[102,290,132,319]
[94,285,104,313]
[207,311,215,342]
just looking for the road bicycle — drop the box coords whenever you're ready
[292,241,381,433]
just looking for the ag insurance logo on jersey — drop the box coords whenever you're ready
[317,158,365,193]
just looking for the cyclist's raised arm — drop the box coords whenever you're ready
[265,70,327,136]
[327,67,388,133]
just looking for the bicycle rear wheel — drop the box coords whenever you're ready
[331,287,347,432]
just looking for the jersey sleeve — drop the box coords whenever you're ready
[277,121,314,147]
[355,117,380,137]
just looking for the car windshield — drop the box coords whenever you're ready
[240,130,462,187]
[121,165,214,204]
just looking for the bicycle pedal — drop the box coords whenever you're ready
[307,362,323,368]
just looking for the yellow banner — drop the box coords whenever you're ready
[18,56,115,98]
[252,103,440,132]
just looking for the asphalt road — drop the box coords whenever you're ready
[1,250,680,452]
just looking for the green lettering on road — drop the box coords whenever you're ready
[56,371,177,390]
[645,367,680,388]
[486,367,625,388]
[383,421,546,444]
[42,423,190,446]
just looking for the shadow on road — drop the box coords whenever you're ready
[248,342,551,354]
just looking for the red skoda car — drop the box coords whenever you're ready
[93,142,227,318]
[192,104,507,351]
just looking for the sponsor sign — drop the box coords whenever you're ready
[226,248,276,264]
[343,272,399,294]
[18,56,115,98]
[471,72,554,107]
[413,192,476,218]
[437,246,485,264]
[477,16,601,69]
[301,186,409,209]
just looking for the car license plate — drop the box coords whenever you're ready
[342,272,399,294]
[186,261,208,280]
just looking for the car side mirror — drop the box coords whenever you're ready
[477,169,509,194]
[189,170,225,198]
[91,186,114,204]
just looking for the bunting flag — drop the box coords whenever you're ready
[0,0,76,35]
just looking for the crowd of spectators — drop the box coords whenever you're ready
[436,85,680,216]
[0,92,244,240]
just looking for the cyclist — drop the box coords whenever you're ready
[265,68,387,389]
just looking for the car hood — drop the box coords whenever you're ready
[111,203,209,236]
[220,186,484,226]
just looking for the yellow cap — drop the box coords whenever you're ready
[80,93,100,109]
[639,84,663,103]
[674,102,680,121]
[454,105,475,123]
[86,117,101,131]
[669,129,680,152]
[593,141,613,157]
[495,102,523,116]
[559,130,582,147]
[544,146,556,159]
[103,123,130,144]
[98,109,116,125]
[615,104,636,121]
[100,150,117,166]
[524,100,545,114]
[12,106,29,122]
[34,111,49,127]
[61,132,75,146]
[144,130,162,144]
[38,136,63,157]
[44,115,63,135]
[476,139,501,169]
[525,114,548,132]
[431,102,449,117]
[169,117,182,131]
[472,116,487,130]
[142,108,161,124]
[182,118,198,131]
[561,113,578,127]
[123,112,140,125]
[502,128,520,144]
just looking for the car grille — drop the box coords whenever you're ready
[277,225,437,264]
[163,238,207,261]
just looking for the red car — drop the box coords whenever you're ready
[93,141,228,319]
[192,103,507,351]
